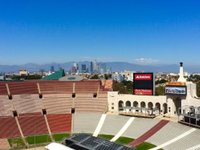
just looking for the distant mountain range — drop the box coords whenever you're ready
[0,61,199,73]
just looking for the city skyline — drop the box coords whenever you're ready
[0,0,200,65]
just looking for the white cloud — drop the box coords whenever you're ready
[134,58,159,65]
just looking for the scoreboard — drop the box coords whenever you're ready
[133,73,154,95]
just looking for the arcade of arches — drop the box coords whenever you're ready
[118,100,168,115]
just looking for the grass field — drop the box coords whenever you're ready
[136,142,156,150]
[116,136,134,145]
[26,135,51,145]
[98,135,157,150]
[8,137,26,149]
[53,133,70,142]
[8,133,70,148]
[97,134,114,140]
[8,133,158,150]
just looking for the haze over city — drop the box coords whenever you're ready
[0,0,200,67]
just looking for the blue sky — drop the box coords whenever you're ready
[0,0,200,65]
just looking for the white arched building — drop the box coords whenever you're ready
[108,63,200,118]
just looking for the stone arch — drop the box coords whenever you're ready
[155,102,161,111]
[148,102,153,109]
[141,101,146,108]
[163,103,168,114]
[118,100,124,108]
[126,101,131,107]
[133,101,138,107]
[118,100,124,111]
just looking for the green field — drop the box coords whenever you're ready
[53,133,70,142]
[26,135,51,145]
[8,134,158,150]
[8,137,26,149]
[116,136,134,145]
[98,135,157,150]
[136,142,157,150]
[97,134,114,140]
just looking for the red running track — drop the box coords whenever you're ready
[128,120,169,147]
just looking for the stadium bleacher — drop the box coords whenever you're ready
[7,82,38,95]
[0,116,21,138]
[0,96,13,116]
[12,94,43,114]
[39,81,74,94]
[0,80,108,149]
[43,94,72,114]
[0,83,8,95]
[18,113,49,136]
[47,114,72,133]
[1,80,200,150]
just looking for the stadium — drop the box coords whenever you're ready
[0,63,200,150]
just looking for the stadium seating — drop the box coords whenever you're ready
[0,83,8,95]
[75,81,100,94]
[12,94,43,114]
[39,81,73,94]
[18,113,49,136]
[0,96,13,116]
[47,114,72,133]
[1,80,200,150]
[7,82,38,95]
[74,94,107,113]
[0,117,21,138]
[43,94,72,114]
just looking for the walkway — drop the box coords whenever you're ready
[110,117,135,142]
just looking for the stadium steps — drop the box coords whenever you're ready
[7,82,38,95]
[128,120,169,147]
[0,117,21,138]
[43,94,72,114]
[0,83,8,95]
[47,114,72,133]
[0,96,13,116]
[18,114,49,136]
[12,94,43,114]
[39,82,73,94]
[75,81,100,94]
[74,96,107,113]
